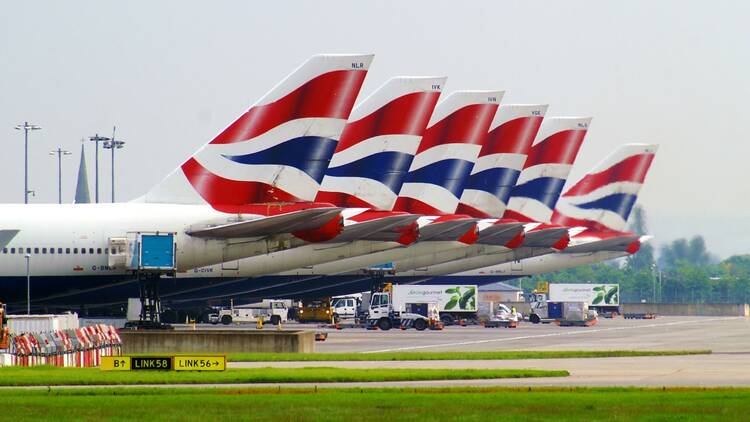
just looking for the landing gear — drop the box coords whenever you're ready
[123,272,173,330]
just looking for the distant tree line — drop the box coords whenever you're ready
[522,207,750,304]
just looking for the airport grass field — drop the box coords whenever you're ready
[4,387,749,421]
[227,349,710,361]
[0,366,566,386]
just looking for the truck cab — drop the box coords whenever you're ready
[367,291,438,331]
[331,296,360,323]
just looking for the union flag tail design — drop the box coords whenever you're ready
[142,54,373,207]
[392,90,502,215]
[315,76,445,210]
[456,104,547,218]
[503,117,592,223]
[552,143,658,232]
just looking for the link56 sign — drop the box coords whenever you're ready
[101,355,225,371]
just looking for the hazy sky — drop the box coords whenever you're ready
[1,1,748,258]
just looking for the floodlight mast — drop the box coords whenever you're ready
[14,122,42,204]
[49,147,72,204]
[102,126,125,202]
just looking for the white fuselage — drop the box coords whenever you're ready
[0,203,304,278]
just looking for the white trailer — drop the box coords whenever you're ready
[390,284,478,325]
[548,283,619,313]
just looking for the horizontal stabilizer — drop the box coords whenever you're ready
[333,214,421,243]
[419,218,479,241]
[522,226,570,249]
[476,222,526,246]
[0,230,20,249]
[187,208,342,239]
[564,233,641,253]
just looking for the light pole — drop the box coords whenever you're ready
[49,147,72,204]
[89,134,111,203]
[14,122,42,204]
[25,254,31,315]
[102,127,125,202]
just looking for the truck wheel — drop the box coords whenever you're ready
[377,318,392,331]
[211,320,218,325]
[440,314,454,326]
[270,315,281,326]
[221,315,232,325]
[529,314,540,324]
[413,319,427,331]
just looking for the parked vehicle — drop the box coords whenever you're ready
[209,300,288,325]
[366,284,471,330]
[496,304,522,322]
[297,299,334,323]
[547,283,620,314]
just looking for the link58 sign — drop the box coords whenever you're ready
[101,355,225,371]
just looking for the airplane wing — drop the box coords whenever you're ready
[187,208,342,239]
[476,221,526,247]
[419,218,480,241]
[0,230,20,249]
[522,225,570,249]
[564,233,642,253]
[333,214,421,244]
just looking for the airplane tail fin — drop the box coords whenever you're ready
[457,104,548,218]
[142,54,373,208]
[503,117,592,223]
[392,90,502,215]
[552,143,658,232]
[315,76,445,210]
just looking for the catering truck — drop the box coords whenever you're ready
[548,283,619,314]
[367,284,478,330]
[527,282,611,324]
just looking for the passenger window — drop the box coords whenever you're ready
[96,248,101,254]
[58,248,62,254]
[110,248,115,254]
[2,248,6,254]
[89,248,94,254]
[10,248,15,254]
[81,248,86,254]
[74,248,78,254]
[66,248,71,254]
[50,248,55,254]
[34,248,39,254]
[42,248,47,254]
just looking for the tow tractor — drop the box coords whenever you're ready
[366,284,442,331]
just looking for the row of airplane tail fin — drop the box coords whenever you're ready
[137,54,657,245]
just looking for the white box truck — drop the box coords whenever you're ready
[548,283,619,314]
[367,284,478,330]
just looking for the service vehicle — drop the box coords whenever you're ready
[547,283,620,314]
[366,284,474,330]
[209,300,288,325]
[331,295,361,323]
[297,298,334,323]
[371,284,478,326]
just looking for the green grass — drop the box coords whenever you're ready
[2,387,749,421]
[0,366,566,386]
[227,349,711,362]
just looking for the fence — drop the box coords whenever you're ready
[0,324,121,367]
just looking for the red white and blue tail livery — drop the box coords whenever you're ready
[315,76,445,210]
[457,104,547,218]
[393,90,502,215]
[143,54,373,207]
[503,117,592,223]
[552,143,658,233]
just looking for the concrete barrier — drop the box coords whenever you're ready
[622,303,750,317]
[120,330,315,354]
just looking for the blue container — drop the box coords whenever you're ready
[548,302,563,319]
[140,234,175,269]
